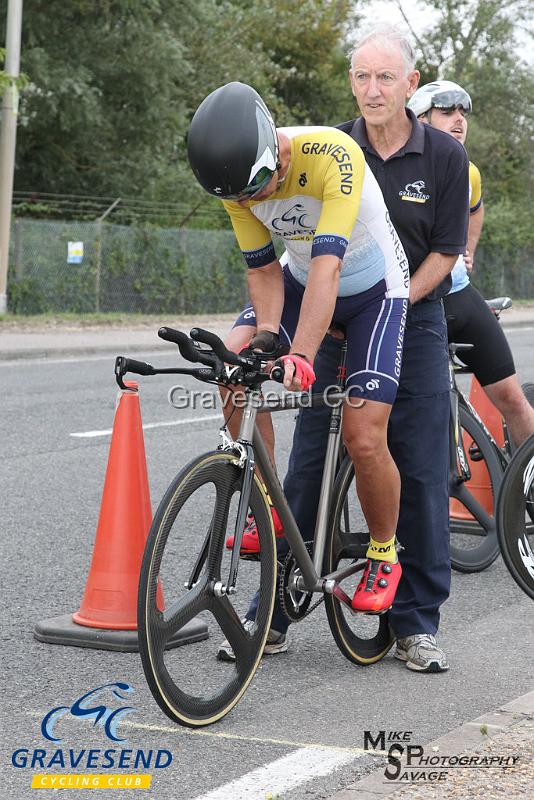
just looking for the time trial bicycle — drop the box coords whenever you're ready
[115,326,393,728]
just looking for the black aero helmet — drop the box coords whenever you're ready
[187,82,279,200]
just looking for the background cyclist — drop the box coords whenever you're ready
[408,80,534,447]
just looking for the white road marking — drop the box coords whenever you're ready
[191,747,359,800]
[70,414,222,438]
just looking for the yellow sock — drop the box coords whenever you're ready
[366,535,397,563]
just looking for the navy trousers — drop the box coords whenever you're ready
[248,300,451,636]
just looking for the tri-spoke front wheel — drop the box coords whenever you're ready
[138,451,277,727]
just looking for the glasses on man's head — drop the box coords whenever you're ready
[224,165,275,201]
[432,89,472,114]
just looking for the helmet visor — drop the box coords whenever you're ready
[432,88,472,113]
[222,165,275,201]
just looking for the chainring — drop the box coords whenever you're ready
[279,543,324,622]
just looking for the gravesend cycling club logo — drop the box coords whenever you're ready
[272,203,314,236]
[399,179,431,203]
[11,682,173,791]
[41,681,135,742]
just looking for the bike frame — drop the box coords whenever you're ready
[227,341,362,606]
[449,356,509,483]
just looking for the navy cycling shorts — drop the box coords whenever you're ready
[233,267,408,405]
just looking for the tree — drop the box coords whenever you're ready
[392,0,534,209]
[3,0,359,207]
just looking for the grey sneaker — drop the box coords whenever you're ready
[395,634,449,673]
[217,618,289,662]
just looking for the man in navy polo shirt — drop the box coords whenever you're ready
[231,24,469,673]
[286,25,468,672]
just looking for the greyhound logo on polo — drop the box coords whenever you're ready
[399,179,431,203]
[272,203,314,235]
[41,682,136,743]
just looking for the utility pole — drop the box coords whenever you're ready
[0,0,23,315]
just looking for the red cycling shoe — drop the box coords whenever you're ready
[226,507,285,555]
[351,559,402,614]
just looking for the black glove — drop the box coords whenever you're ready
[240,330,289,360]
[249,330,281,353]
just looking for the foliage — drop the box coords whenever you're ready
[5,0,358,206]
[394,0,534,209]
[2,0,534,303]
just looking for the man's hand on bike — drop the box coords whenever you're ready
[464,248,473,273]
[240,329,289,367]
[273,353,316,392]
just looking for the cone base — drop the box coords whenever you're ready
[34,614,208,653]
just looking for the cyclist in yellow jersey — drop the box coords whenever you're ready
[188,82,410,614]
[409,81,534,446]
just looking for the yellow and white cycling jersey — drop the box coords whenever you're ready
[223,126,409,298]
[450,160,483,293]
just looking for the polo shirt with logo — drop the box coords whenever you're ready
[337,109,469,301]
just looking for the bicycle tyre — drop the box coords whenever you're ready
[449,405,504,572]
[496,432,534,600]
[520,382,534,525]
[323,455,395,665]
[138,450,277,727]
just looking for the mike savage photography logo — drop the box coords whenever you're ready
[363,729,520,784]
[12,682,172,790]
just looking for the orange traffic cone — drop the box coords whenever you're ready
[34,382,208,652]
[468,377,505,449]
[450,377,503,520]
[73,381,162,629]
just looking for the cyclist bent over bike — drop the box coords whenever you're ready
[187,82,410,614]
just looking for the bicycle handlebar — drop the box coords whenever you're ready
[116,326,285,390]
[158,326,208,363]
[270,364,285,383]
[190,327,247,367]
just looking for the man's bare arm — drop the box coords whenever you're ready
[409,252,458,305]
[467,204,485,269]
[247,259,285,333]
[291,255,341,362]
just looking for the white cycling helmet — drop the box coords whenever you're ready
[408,80,472,117]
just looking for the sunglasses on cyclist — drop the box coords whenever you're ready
[432,89,472,113]
[224,165,276,201]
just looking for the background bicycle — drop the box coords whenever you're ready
[496,431,534,600]
[447,297,534,573]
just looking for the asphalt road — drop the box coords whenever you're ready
[1,324,533,800]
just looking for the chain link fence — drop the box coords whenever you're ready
[7,218,248,315]
[5,217,534,315]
